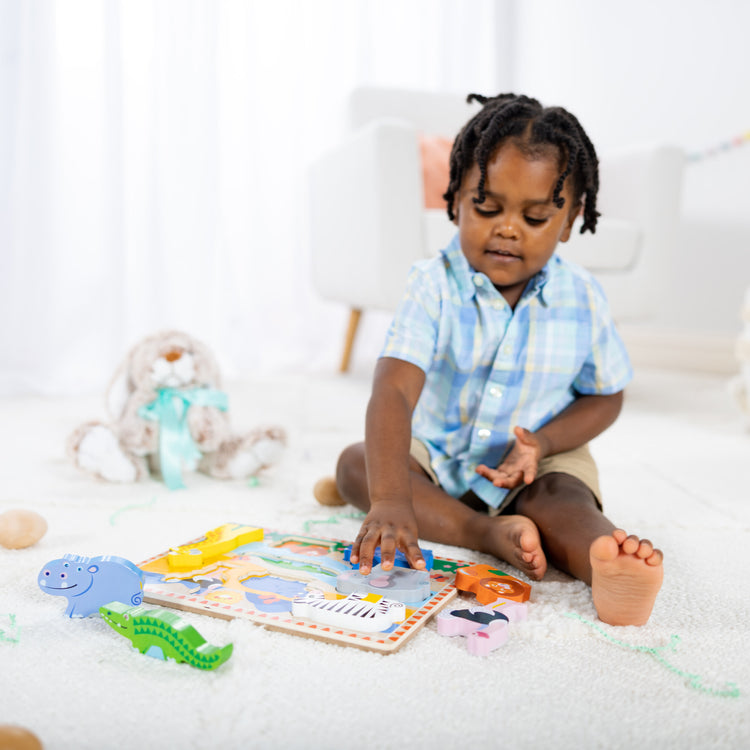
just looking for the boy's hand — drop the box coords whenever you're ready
[476,426,546,489]
[349,500,426,575]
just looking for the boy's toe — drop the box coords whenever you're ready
[635,539,654,558]
[645,548,664,566]
[621,535,640,555]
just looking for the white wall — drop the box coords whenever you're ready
[512,0,750,368]
[0,0,512,395]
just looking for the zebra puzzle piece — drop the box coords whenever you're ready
[454,563,531,604]
[292,590,406,632]
[38,554,144,618]
[99,601,233,670]
[336,564,432,604]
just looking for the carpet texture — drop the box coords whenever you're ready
[1,370,748,749]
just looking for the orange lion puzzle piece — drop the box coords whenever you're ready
[454,563,531,604]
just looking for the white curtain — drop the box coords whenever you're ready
[0,0,508,395]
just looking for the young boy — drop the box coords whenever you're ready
[318,93,663,627]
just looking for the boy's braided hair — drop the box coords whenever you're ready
[443,93,600,233]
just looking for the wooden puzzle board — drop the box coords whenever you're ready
[138,523,470,653]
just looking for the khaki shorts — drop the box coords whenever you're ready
[410,437,602,516]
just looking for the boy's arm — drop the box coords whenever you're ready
[349,356,426,575]
[477,390,623,488]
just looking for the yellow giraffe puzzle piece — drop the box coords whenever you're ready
[167,523,264,570]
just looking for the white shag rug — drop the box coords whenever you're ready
[1,369,748,750]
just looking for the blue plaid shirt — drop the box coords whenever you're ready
[381,234,633,509]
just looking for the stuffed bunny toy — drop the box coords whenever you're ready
[67,330,286,489]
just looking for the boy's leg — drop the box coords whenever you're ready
[335,442,547,580]
[512,473,611,584]
[335,444,662,625]
[514,473,663,626]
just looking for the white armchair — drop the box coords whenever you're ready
[558,143,685,321]
[310,87,685,371]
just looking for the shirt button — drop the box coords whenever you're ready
[477,428,491,440]
[489,386,502,398]
[473,274,484,286]
[492,300,504,310]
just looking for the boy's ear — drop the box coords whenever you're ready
[559,201,582,243]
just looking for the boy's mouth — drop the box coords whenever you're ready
[485,247,520,260]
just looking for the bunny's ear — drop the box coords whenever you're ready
[190,334,222,388]
[105,356,133,420]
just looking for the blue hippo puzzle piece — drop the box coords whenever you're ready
[38,554,144,618]
[336,564,432,604]
[342,545,434,571]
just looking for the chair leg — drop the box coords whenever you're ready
[340,308,362,373]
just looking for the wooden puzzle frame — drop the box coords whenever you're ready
[138,523,471,653]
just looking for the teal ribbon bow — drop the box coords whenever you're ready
[138,386,228,490]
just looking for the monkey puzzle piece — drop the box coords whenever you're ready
[292,590,406,633]
[99,601,233,670]
[336,564,432,604]
[454,563,531,604]
[342,544,434,571]
[437,605,511,656]
[167,523,263,569]
[38,554,144,618]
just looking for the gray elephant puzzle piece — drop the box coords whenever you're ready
[336,564,432,604]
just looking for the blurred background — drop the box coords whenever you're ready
[2,0,749,395]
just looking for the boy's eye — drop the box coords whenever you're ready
[473,206,548,225]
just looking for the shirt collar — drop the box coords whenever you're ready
[441,233,553,307]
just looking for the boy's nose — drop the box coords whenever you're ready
[496,218,519,239]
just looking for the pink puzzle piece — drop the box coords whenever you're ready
[467,619,509,656]
[437,604,510,656]
[437,597,527,656]
[490,597,528,623]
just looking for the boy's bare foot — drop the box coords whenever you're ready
[590,529,663,626]
[484,514,547,580]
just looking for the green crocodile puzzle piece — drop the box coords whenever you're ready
[99,601,233,670]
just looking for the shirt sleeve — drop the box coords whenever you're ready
[573,276,633,395]
[380,261,442,373]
